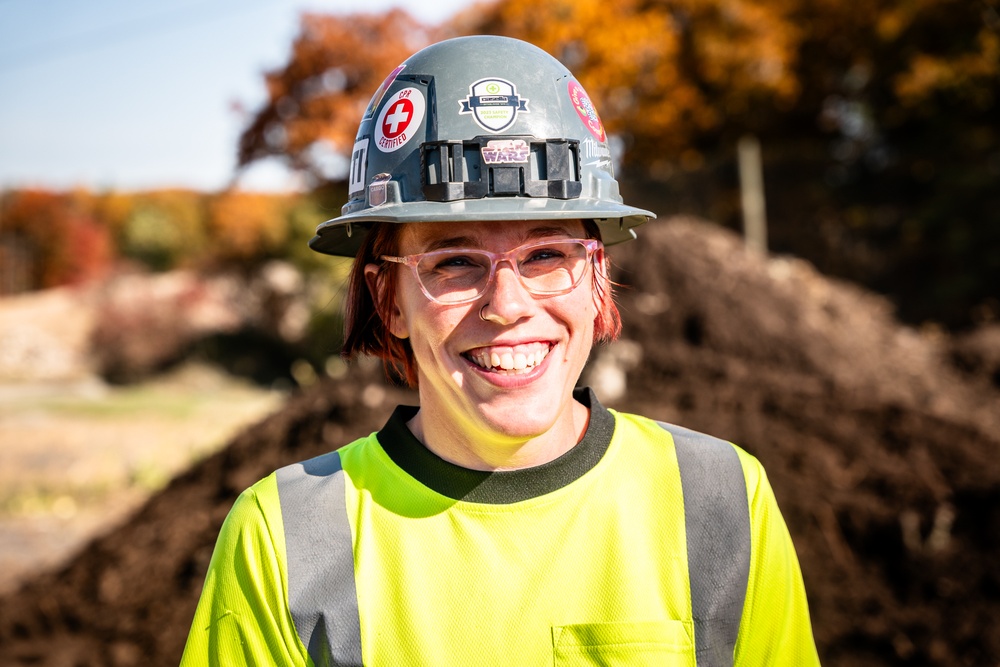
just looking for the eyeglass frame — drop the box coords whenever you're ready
[380,237,603,305]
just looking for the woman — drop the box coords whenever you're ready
[181,35,820,666]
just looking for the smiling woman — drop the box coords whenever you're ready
[346,219,619,387]
[368,219,600,470]
[180,35,821,667]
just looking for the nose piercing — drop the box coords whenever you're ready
[479,303,489,322]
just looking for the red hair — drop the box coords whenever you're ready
[341,220,621,387]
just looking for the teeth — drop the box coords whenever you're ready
[467,344,550,373]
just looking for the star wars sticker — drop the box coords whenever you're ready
[375,87,425,153]
[459,78,529,133]
[481,139,530,165]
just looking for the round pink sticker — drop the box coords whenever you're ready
[568,81,606,143]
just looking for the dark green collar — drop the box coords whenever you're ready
[376,387,615,504]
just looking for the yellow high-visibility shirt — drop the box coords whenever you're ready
[181,390,820,666]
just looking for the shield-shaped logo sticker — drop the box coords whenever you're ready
[459,78,529,133]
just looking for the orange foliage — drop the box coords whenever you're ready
[207,191,292,263]
[1,189,114,291]
[454,0,801,165]
[237,10,432,181]
[1,187,304,291]
[894,28,999,106]
[781,0,998,105]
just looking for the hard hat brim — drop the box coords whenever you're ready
[309,198,656,257]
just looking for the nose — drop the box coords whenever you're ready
[478,260,534,325]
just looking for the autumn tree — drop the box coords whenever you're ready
[0,189,113,292]
[759,0,1000,327]
[236,9,432,184]
[117,190,208,271]
[446,0,803,172]
[236,0,999,328]
[236,1,802,175]
[456,0,1000,327]
[206,190,293,265]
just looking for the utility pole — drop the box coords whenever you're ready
[738,135,768,255]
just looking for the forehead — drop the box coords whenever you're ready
[398,219,586,253]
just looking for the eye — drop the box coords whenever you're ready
[523,245,569,264]
[428,252,489,272]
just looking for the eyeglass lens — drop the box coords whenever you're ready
[415,240,590,303]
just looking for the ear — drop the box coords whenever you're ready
[364,263,409,339]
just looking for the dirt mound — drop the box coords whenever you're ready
[1,218,997,666]
[0,372,410,666]
[607,219,1000,666]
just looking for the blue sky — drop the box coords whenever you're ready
[0,0,475,192]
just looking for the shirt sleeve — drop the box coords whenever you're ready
[733,451,822,666]
[180,474,309,666]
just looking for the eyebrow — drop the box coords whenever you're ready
[420,225,576,252]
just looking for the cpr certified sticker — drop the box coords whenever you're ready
[375,87,425,153]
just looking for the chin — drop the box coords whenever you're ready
[471,394,564,439]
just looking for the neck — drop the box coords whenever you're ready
[407,395,591,471]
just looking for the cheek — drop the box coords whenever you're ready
[398,293,470,352]
[390,277,430,340]
[558,292,598,343]
[577,285,600,321]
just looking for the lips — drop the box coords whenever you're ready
[463,342,552,374]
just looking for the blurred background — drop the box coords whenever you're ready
[1,0,999,665]
[0,0,471,589]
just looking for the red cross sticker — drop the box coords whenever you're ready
[382,99,413,139]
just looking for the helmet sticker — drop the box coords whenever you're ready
[459,78,529,133]
[568,80,606,142]
[375,87,425,153]
[481,139,530,164]
[368,173,392,207]
[364,65,405,120]
[582,137,613,170]
[348,139,369,196]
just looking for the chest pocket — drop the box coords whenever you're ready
[553,620,695,667]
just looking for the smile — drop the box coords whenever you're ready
[463,342,552,374]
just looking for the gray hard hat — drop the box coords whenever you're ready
[309,35,655,257]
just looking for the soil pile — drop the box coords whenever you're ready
[608,219,1000,666]
[1,217,997,666]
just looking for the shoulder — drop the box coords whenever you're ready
[611,409,737,456]
[274,430,381,488]
[228,472,281,525]
[611,411,767,498]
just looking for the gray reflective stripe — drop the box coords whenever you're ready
[276,451,363,667]
[658,422,751,667]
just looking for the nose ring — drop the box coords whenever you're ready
[479,303,489,322]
